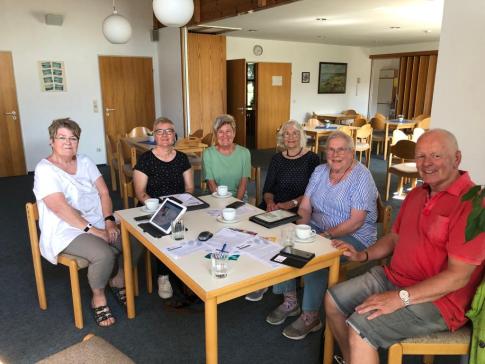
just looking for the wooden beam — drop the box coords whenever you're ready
[370,50,438,59]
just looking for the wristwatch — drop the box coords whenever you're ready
[104,215,116,222]
[291,199,298,207]
[399,289,411,306]
[83,223,93,232]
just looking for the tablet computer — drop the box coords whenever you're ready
[149,198,187,234]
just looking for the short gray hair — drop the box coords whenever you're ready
[153,117,174,130]
[276,120,306,149]
[325,131,354,150]
[213,114,236,134]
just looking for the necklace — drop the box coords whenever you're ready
[287,147,302,158]
[330,161,354,185]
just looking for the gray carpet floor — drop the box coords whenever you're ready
[0,150,463,363]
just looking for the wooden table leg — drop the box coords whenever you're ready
[121,221,136,319]
[323,257,341,364]
[205,298,218,364]
[383,123,390,160]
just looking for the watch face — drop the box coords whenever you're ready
[253,45,263,56]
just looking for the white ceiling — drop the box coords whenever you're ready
[204,0,443,47]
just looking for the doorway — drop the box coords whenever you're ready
[0,51,27,177]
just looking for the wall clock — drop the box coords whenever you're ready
[253,44,263,56]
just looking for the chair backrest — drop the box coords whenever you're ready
[416,117,431,130]
[189,128,204,139]
[118,139,137,168]
[250,165,261,206]
[370,116,386,131]
[376,195,392,236]
[201,132,214,146]
[411,127,425,142]
[338,125,352,136]
[127,126,151,138]
[353,117,367,127]
[306,118,320,128]
[390,139,416,160]
[391,129,408,145]
[105,134,119,164]
[355,123,373,140]
[342,109,358,115]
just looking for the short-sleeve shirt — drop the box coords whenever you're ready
[202,144,251,195]
[33,154,104,264]
[304,162,378,246]
[263,151,320,204]
[134,150,191,198]
[385,172,485,331]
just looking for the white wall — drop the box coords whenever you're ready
[157,27,185,137]
[368,58,400,118]
[431,0,485,184]
[226,37,371,122]
[0,0,160,171]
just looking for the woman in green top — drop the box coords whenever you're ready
[202,114,251,199]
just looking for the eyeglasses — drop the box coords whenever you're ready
[283,132,300,138]
[326,147,350,155]
[54,136,79,143]
[154,128,175,136]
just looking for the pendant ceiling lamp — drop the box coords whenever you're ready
[102,0,132,44]
[153,0,194,27]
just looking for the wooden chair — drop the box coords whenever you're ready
[117,139,137,209]
[37,333,135,364]
[354,124,373,168]
[126,126,151,138]
[370,114,389,155]
[385,140,420,200]
[416,117,431,130]
[352,117,367,127]
[249,165,262,206]
[105,134,119,191]
[201,132,214,146]
[391,129,408,146]
[342,109,358,116]
[27,202,152,329]
[339,195,392,281]
[411,127,425,142]
[189,128,204,139]
[317,126,352,155]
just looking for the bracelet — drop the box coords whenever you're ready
[104,215,115,222]
[361,250,369,263]
[83,223,93,232]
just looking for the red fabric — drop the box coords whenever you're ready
[385,172,485,331]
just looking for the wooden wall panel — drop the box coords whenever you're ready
[423,55,437,116]
[414,56,429,116]
[396,57,407,115]
[187,33,226,135]
[407,56,420,117]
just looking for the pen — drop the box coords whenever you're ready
[237,244,250,250]
[167,245,182,251]
[220,243,227,253]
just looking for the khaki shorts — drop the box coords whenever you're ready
[327,266,448,349]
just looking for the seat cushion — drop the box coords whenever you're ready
[401,326,470,345]
[355,142,370,151]
[59,253,89,269]
[389,162,419,175]
[37,335,135,364]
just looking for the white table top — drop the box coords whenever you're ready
[116,195,339,294]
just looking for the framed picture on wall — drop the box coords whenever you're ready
[318,62,347,94]
[301,72,310,83]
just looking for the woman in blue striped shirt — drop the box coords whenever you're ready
[266,131,378,340]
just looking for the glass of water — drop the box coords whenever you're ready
[211,252,229,279]
[280,225,295,248]
[171,219,185,240]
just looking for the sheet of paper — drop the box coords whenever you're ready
[160,193,204,207]
[163,239,208,259]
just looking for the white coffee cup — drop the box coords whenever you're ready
[222,208,236,221]
[295,224,316,240]
[217,185,228,196]
[145,198,159,211]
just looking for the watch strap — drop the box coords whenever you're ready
[104,215,115,222]
[83,223,93,232]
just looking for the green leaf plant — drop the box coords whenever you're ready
[461,185,485,242]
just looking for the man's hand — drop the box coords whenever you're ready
[331,240,367,262]
[355,291,404,320]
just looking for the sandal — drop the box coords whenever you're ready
[92,305,115,327]
[110,286,127,307]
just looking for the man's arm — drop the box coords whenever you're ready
[356,256,478,320]
[332,232,399,262]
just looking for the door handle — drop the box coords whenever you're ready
[237,107,246,112]
[4,111,17,120]
[105,108,116,116]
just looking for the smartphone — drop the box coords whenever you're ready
[134,214,152,221]
[226,201,245,209]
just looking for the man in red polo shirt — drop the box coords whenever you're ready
[325,129,484,364]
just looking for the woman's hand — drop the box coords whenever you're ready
[331,239,367,262]
[266,200,278,211]
[105,220,120,244]
[89,227,109,242]
[276,201,295,211]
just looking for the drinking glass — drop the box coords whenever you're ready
[171,219,185,240]
[211,252,229,279]
[280,225,295,248]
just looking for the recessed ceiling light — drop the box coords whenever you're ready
[248,29,258,32]
[316,35,326,39]
[424,29,432,34]
[316,18,327,21]
[389,26,401,30]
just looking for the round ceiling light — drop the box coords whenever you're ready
[153,0,194,27]
[102,4,132,44]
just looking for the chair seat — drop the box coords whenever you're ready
[59,253,89,269]
[389,162,419,175]
[401,326,470,345]
[355,142,370,151]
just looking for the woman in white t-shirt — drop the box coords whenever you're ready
[33,118,135,327]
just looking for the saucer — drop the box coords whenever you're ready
[294,234,316,243]
[141,206,157,213]
[212,191,232,199]
[216,216,240,224]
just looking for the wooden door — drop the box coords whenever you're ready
[227,59,247,146]
[99,56,155,140]
[0,51,26,176]
[187,33,226,135]
[256,62,291,149]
